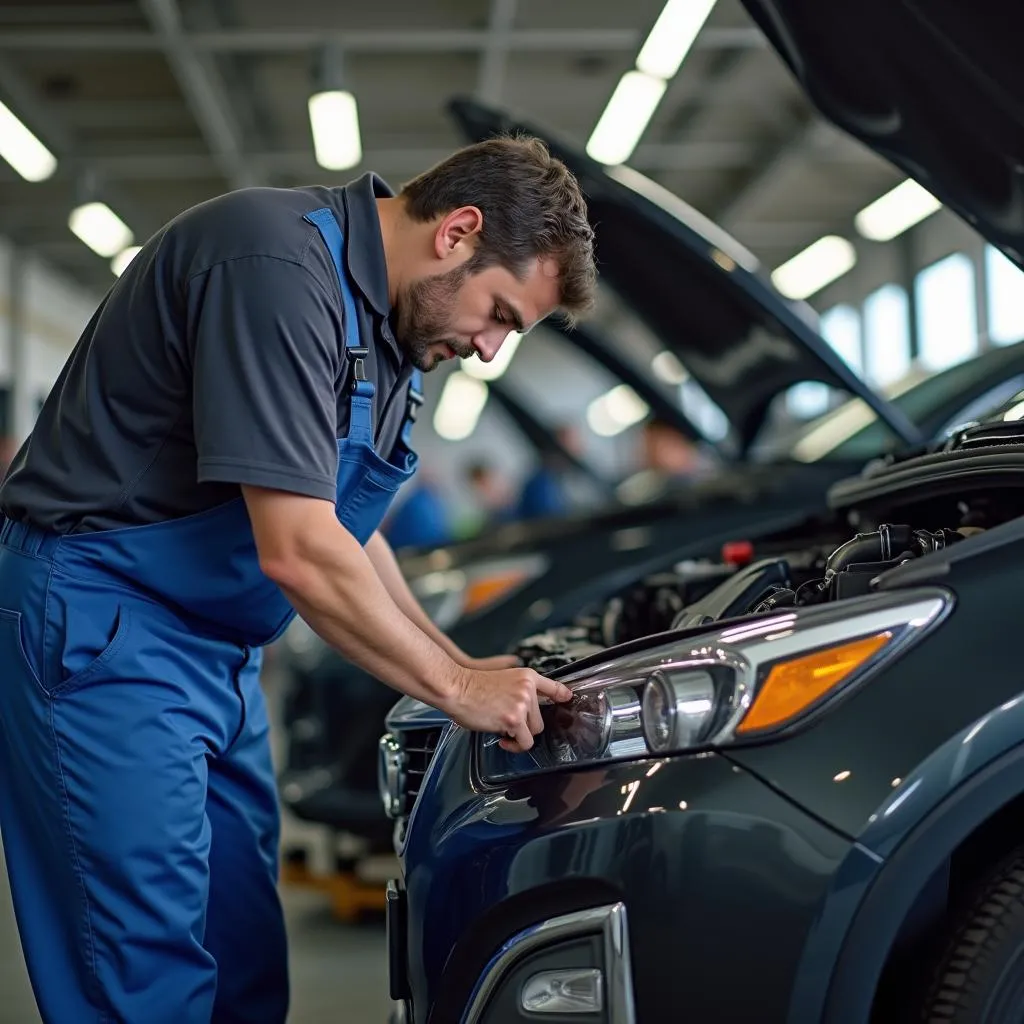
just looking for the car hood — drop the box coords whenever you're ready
[739,0,1024,271]
[448,97,922,452]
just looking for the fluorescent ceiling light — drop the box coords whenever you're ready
[771,235,857,300]
[111,245,142,277]
[308,90,362,171]
[636,0,718,80]
[586,70,667,166]
[0,98,57,182]
[461,331,522,381]
[433,371,489,441]
[854,179,942,242]
[651,350,688,385]
[586,384,650,437]
[69,202,134,259]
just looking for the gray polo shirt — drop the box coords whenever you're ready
[0,173,415,534]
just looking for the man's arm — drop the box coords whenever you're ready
[365,530,518,668]
[246,488,567,750]
[185,247,566,749]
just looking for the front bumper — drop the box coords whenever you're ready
[392,743,869,1023]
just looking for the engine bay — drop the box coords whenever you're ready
[515,519,981,674]
[513,409,1024,674]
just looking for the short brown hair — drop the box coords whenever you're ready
[400,134,597,323]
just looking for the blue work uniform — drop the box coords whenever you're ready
[517,465,569,520]
[383,484,454,550]
[0,177,420,1022]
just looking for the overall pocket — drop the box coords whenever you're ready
[44,588,134,699]
[0,608,45,692]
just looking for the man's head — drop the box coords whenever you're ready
[641,417,701,477]
[465,459,510,510]
[379,134,597,372]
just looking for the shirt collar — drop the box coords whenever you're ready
[341,171,395,320]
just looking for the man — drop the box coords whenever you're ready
[616,416,711,505]
[517,423,585,520]
[382,471,455,550]
[0,135,596,1023]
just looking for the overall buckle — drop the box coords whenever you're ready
[350,346,369,389]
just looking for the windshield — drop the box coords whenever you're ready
[780,343,1024,462]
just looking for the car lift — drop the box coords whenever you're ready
[280,833,393,923]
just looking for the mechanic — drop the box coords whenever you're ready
[0,135,595,1023]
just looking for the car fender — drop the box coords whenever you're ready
[782,702,1024,1023]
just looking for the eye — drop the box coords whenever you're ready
[493,306,506,325]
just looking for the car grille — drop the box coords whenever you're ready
[399,726,443,817]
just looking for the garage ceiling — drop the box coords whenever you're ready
[0,0,904,296]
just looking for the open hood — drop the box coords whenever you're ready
[448,98,923,453]
[739,0,1024,272]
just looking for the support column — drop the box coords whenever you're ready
[896,230,920,362]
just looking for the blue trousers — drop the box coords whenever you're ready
[0,542,289,1023]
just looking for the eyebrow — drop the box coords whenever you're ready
[499,300,527,333]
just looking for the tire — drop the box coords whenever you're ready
[922,848,1024,1022]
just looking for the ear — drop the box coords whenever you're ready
[433,206,483,261]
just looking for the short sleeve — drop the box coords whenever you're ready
[187,255,341,501]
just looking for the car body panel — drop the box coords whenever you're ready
[398,741,855,1023]
[739,0,1024,272]
[727,513,1024,842]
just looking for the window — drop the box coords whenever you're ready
[786,304,863,419]
[985,245,1024,346]
[819,304,864,373]
[863,284,911,386]
[915,253,978,371]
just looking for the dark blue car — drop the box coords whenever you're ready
[381,5,1024,1022]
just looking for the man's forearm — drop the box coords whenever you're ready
[365,530,468,662]
[267,522,464,708]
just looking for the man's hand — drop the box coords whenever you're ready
[441,666,573,753]
[459,653,522,671]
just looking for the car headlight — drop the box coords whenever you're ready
[476,588,952,784]
[410,553,549,631]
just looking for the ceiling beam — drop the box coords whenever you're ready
[137,0,260,190]
[65,133,885,183]
[0,25,765,54]
[0,56,154,291]
[715,115,827,229]
[74,140,761,182]
[0,5,130,25]
[476,0,517,105]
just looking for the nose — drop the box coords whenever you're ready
[473,329,510,363]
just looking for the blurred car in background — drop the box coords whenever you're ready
[273,98,1024,858]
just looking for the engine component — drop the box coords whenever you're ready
[599,565,733,647]
[517,627,606,673]
[672,558,795,630]
[796,524,965,603]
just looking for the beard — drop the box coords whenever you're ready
[391,262,478,371]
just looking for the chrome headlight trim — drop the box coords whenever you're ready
[476,587,954,784]
[377,732,406,819]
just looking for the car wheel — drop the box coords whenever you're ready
[922,849,1024,1022]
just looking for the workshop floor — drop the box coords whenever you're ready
[0,665,392,1024]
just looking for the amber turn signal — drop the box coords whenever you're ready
[737,631,892,733]
[463,571,531,615]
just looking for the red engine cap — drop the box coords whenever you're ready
[721,540,754,566]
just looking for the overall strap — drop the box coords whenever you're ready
[401,368,424,446]
[303,207,374,444]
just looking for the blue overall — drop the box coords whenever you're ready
[0,208,419,1023]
